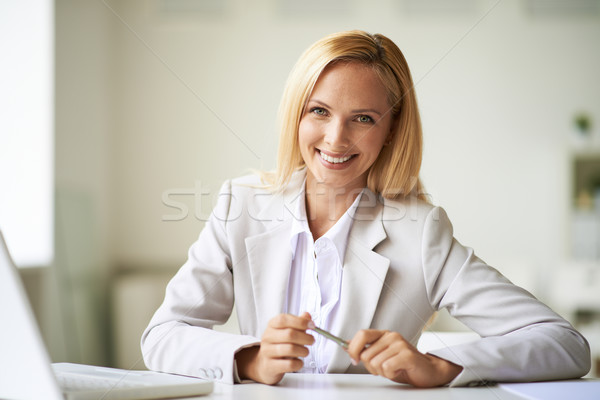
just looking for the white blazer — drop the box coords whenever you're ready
[141,170,590,386]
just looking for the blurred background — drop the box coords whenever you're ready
[2,0,600,377]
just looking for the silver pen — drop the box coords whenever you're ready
[310,325,349,349]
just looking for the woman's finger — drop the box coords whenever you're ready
[268,313,312,330]
[260,342,310,359]
[359,331,406,363]
[262,327,315,347]
[366,346,412,378]
[346,329,386,363]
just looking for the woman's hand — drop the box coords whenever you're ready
[346,330,462,387]
[235,312,314,385]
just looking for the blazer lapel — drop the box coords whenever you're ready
[327,192,390,372]
[245,222,293,334]
[244,171,306,333]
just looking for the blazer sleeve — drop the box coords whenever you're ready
[421,207,591,386]
[140,180,259,384]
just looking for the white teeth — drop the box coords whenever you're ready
[319,150,353,164]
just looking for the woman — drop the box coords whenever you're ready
[141,30,590,387]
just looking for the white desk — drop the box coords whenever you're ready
[191,374,527,399]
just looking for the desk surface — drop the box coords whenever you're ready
[192,374,527,400]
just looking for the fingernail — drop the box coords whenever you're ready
[351,359,358,366]
[307,321,315,329]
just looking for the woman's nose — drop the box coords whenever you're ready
[324,118,349,146]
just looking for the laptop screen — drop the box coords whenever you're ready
[0,231,64,400]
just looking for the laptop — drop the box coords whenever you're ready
[0,231,213,400]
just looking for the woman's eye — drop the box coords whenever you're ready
[311,107,327,116]
[357,115,373,123]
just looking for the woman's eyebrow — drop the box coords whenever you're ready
[352,108,382,117]
[308,99,383,116]
[307,99,331,109]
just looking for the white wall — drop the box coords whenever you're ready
[53,0,600,363]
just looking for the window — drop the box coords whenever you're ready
[0,0,54,267]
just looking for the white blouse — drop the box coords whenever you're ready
[286,184,363,373]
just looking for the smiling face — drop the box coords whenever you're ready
[298,62,395,194]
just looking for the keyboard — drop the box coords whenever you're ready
[51,362,213,400]
[56,373,147,392]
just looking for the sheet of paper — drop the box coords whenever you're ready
[499,380,600,400]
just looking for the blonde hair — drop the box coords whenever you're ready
[263,30,426,201]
